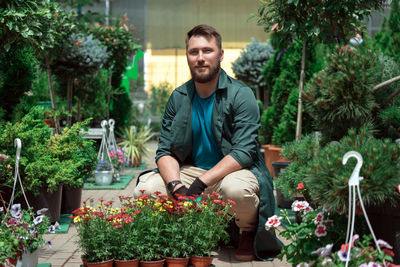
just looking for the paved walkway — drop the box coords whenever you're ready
[38,141,291,267]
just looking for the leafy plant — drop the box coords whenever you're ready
[118,126,153,167]
[231,38,274,105]
[305,127,400,214]
[148,82,173,117]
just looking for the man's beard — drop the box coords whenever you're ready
[190,61,221,83]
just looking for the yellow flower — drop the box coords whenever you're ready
[73,216,82,223]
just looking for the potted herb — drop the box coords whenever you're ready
[118,126,153,167]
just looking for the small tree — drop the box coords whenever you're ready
[231,38,274,107]
[255,0,386,140]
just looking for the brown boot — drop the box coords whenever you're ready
[234,231,256,261]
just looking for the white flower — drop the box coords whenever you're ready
[11,204,21,218]
[265,215,282,230]
[296,263,309,267]
[33,215,43,225]
[377,239,393,250]
[314,212,324,225]
[321,257,333,266]
[37,208,48,215]
[291,200,309,212]
[315,224,327,237]
[54,221,61,230]
[337,250,351,262]
[311,244,333,257]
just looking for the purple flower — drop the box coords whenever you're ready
[46,241,52,248]
[30,226,36,234]
[33,215,43,225]
[37,208,48,215]
[377,239,393,250]
[49,225,55,233]
[11,204,21,218]
[54,221,61,230]
[367,262,382,267]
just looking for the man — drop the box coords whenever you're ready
[133,24,280,261]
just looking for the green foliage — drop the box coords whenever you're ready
[118,126,153,167]
[304,45,380,142]
[148,82,173,117]
[0,45,38,121]
[47,119,97,187]
[374,0,400,62]
[231,38,274,103]
[254,0,385,44]
[275,134,319,198]
[305,127,400,214]
[52,33,109,77]
[110,91,132,132]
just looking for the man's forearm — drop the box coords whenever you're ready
[199,154,242,186]
[157,155,181,184]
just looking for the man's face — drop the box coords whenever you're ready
[186,35,224,83]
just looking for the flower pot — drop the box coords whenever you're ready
[114,259,139,267]
[61,185,83,214]
[189,256,213,267]
[165,257,189,267]
[25,184,63,223]
[16,249,39,267]
[139,259,165,267]
[82,257,88,267]
[86,259,113,267]
[94,171,113,186]
[261,145,288,176]
[272,161,293,209]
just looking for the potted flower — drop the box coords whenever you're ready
[1,204,53,267]
[133,193,168,266]
[72,199,114,266]
[110,196,140,267]
[94,159,113,186]
[118,126,153,168]
[184,192,235,267]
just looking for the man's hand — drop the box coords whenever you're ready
[172,185,188,199]
[186,177,208,196]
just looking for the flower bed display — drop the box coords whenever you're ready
[71,192,235,265]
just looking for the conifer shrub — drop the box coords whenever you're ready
[304,127,400,214]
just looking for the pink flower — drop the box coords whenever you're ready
[315,224,327,237]
[377,239,393,250]
[314,212,324,225]
[265,215,282,230]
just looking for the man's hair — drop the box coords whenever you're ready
[185,24,222,50]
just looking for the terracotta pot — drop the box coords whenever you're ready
[189,256,213,267]
[139,259,165,267]
[165,257,189,267]
[82,257,88,267]
[86,259,113,267]
[114,259,139,267]
[261,145,288,177]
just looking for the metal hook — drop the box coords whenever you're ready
[14,138,21,161]
[342,151,363,186]
[108,119,115,128]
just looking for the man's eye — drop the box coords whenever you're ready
[204,49,212,53]
[189,51,198,55]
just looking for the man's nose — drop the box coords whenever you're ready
[197,51,205,62]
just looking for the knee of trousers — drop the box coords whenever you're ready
[219,185,258,206]
[133,172,167,198]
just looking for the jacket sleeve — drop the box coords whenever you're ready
[155,93,176,163]
[228,86,260,168]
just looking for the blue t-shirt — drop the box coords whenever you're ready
[192,91,223,169]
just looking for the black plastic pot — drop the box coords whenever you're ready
[272,161,292,209]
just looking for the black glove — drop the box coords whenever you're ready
[186,177,207,196]
[172,185,188,199]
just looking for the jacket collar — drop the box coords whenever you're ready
[176,69,230,98]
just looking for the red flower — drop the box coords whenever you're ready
[54,13,59,17]
[297,183,305,190]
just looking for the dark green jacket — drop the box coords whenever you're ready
[155,69,281,260]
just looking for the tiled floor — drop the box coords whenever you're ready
[38,141,291,267]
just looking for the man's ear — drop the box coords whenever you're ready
[220,49,224,62]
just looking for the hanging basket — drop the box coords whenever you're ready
[94,171,113,186]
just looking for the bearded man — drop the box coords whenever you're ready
[133,24,280,261]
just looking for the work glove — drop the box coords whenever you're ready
[186,177,207,196]
[172,185,188,199]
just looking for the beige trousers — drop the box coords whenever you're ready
[133,165,259,231]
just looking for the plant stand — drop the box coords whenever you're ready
[16,249,39,267]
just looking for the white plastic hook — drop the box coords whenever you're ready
[101,120,108,129]
[342,151,363,186]
[14,138,21,162]
[108,119,115,128]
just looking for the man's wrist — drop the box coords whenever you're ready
[167,180,182,194]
